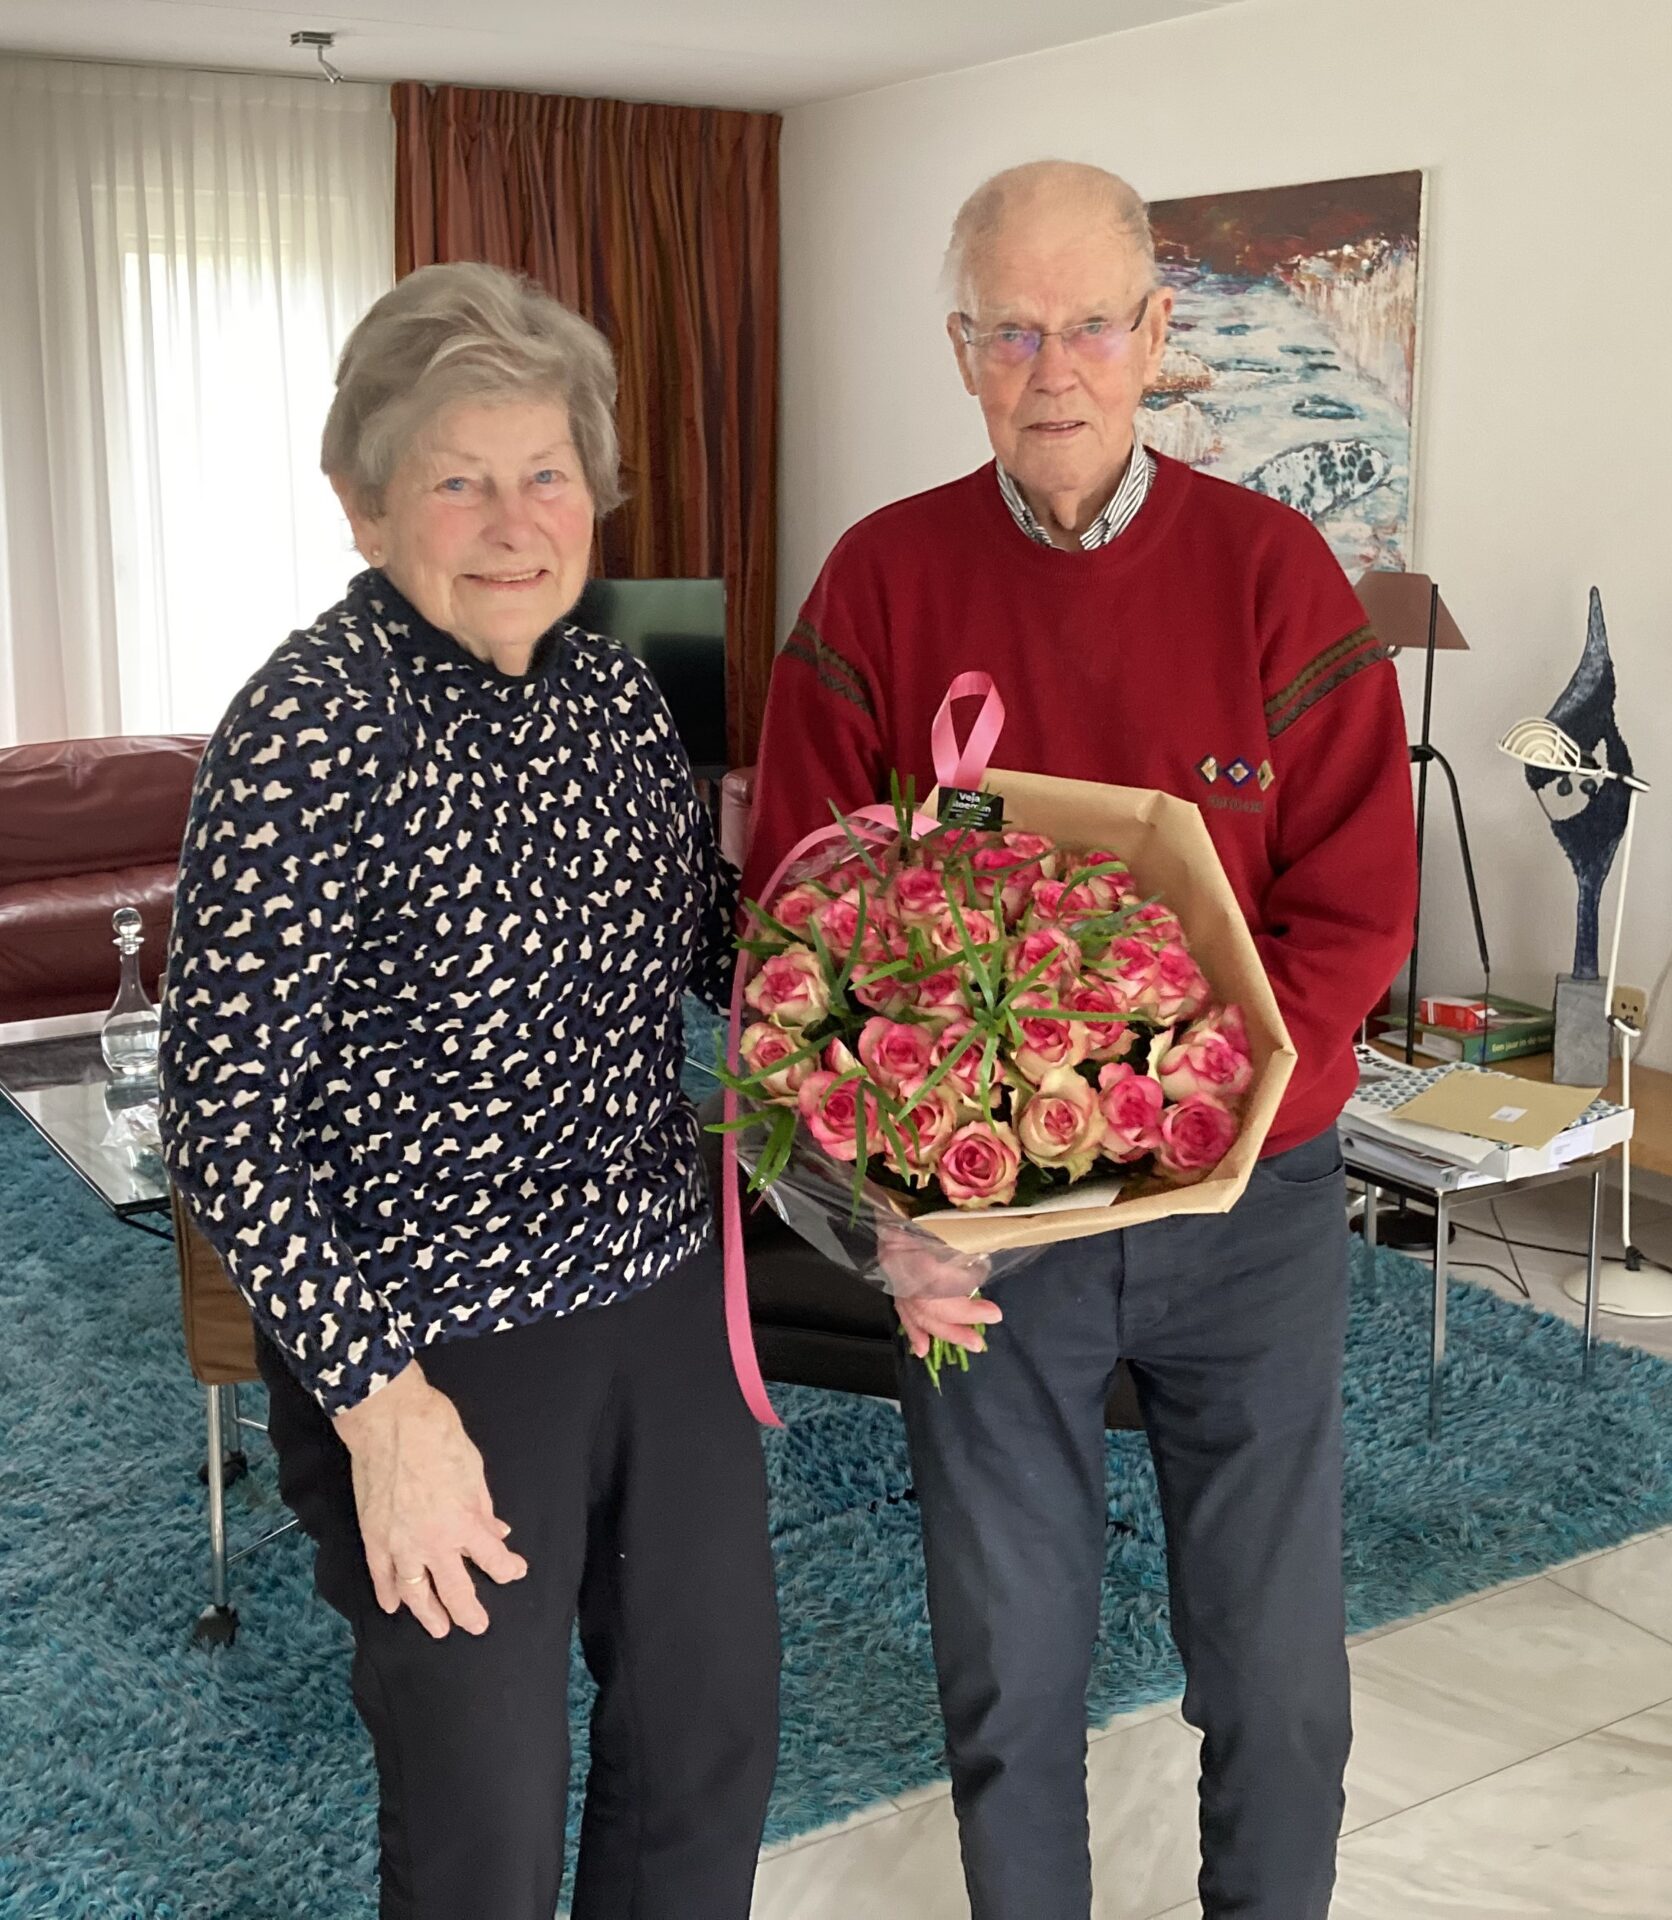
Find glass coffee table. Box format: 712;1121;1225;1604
0;1009;288;1644
0;1010;171;1229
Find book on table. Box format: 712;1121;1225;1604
1376;994;1554;1067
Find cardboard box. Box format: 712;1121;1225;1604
1392;1068;1598;1151
1418;995;1499;1033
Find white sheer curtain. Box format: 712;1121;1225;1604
0;58;394;745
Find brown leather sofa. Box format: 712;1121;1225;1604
0;735;205;1024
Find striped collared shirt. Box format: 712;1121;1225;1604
996;444;1156;551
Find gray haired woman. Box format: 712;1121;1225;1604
160;263;778;1919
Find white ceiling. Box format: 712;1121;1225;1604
0;0;1243;111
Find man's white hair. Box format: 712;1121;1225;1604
944;160;1156;311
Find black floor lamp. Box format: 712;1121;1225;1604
1354;571;1491;1251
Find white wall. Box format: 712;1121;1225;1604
778;0;1672;1069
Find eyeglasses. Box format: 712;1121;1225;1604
958;292;1152;368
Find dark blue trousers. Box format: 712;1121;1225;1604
260;1245;779;1920
899;1128;1352;1920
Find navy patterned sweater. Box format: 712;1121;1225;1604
159;571;734;1415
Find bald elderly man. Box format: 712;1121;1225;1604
744;163;1416;1920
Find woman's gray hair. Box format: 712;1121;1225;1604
944;161;1156;311
322;262;624;514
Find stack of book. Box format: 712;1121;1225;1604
1376;993;1554;1066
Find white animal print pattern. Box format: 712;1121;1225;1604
160;571;733;1415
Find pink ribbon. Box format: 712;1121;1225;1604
930;671;1006;791
719;672;1007;1425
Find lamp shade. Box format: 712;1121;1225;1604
1355;571;1469;654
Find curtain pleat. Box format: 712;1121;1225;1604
394;83;779;764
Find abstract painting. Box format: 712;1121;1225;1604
1142;170;1425;573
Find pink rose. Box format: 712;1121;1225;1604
969;845;1043;922
857;1017;936;1095
738;1020;816;1102
890;1084;961;1181
1010;991;1092;1083
1132;902;1184;945
912;967;972;1030
1060;868;1128;918
890;865;957;928
1195;1002;1251;1056
936;1119;1023;1209
1156;1016;1253;1103
814;891;895;968
1093;936;1161;1015
1007;927;1083;992
797;1070;885;1163
1060;977;1136;1063
824;1036;861;1075
932;1020;1004;1109
851;965;916;1017
1027;878;1071;924
764;881;829;938
928;904;1001;960
823;847;896;893
1150;941;1211;1024
1097;1062;1165;1163
1002;830;1058;870
1035;865;1126;923
1077;849;1137;898
1015;1066;1107;1179
1155;1094;1240;1185
939;827;1002;857
744;947;831;1028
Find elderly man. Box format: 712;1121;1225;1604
743;162;1416;1920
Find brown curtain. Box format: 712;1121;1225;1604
393;83;779;764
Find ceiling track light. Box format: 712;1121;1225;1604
290;30;345;84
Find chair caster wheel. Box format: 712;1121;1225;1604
198;1449;249;1488
192;1604;239;1649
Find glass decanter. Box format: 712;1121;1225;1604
101;907;161;1080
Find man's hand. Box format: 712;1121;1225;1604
880;1230;1000;1359
332;1363;527;1639
895;1290;1004;1360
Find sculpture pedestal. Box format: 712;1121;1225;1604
1553;973;1610;1086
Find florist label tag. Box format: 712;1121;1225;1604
937;785;1004;830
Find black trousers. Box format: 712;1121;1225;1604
899;1128;1353;1920
259;1243;780;1920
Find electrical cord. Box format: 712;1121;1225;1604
1454;1218;1672;1280
1487;1200;1531;1299
1450;1259;1530;1299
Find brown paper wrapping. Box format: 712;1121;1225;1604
910;766;1296;1254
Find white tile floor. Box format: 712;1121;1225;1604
749;1181;1672;1918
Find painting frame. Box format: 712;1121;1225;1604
1141;168;1429;577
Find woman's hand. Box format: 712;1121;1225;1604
880;1230;1001;1360
332;1363;527;1639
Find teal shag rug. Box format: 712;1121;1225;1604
4;1068;1672;1917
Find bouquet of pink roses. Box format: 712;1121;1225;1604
710;674;1294;1418
724;801;1256;1226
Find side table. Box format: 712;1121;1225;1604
1349;1146;1606;1435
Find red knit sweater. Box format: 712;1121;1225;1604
744;454;1417;1156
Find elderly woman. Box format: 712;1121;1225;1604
159;262;778;1919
